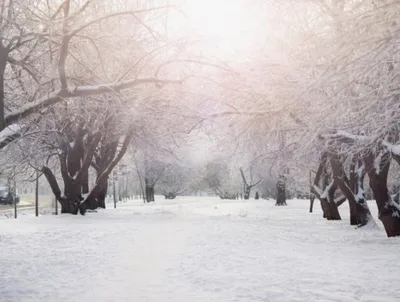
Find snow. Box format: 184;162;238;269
388;196;400;212
320;180;333;199
321;131;370;142
0;197;400;302
374;151;383;175
312;184;322;197
382;141;400;156
335;130;370;142
355;186;364;203
390;144;400;156
333;195;345;203
4;92;60;126
0;124;21;142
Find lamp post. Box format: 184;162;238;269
35;170;39;217
13;178;17;219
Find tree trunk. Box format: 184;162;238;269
42;166;82;214
318;197;341;220
326;182;341;220
62;179;84;214
60;198;80;214
146;186;155;202
145;178;155;202
275;175;287;206
96;178;108;209
349;202;360;225
0;43;8;129
244;184;251;200
85;196;97;210
317;186;341;220
309;194;315;213
83;173;109;210
348;162;359;225
330;155;370;226
312;154;340;219
82;168;89;194
365;152;400;237
320;199;329;218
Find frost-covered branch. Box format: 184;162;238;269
4;77;185;128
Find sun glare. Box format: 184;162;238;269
185;0;244;38
182;0;260;59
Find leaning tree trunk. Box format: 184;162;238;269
311;153;340;220
84;178;108;210
275;174;287;206
239;167;260;200
348;159;363;225
365;152;400;237
326;181;341;220
330;154;371;226
42;167;82;214
96;178;108;209
317;181;341;220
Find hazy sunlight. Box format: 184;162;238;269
181;0;260;59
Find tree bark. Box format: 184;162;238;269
0;42;8;129
348;162;360;225
364;152;400;237
96;178;108;209
309;194;315;213
84;177;108;210
42;166;81;214
145;178;155;202
330;154;371;226
311;154;340;219
82;168;89;194
326;181;341;220
275;174;287;206
240;168;251;200
244;184;251;200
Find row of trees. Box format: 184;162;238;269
212;0;400;237
295;0;400;238
0;0;236;212
2;0;400;238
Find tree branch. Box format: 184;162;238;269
239;167;248;186
4;76;185;128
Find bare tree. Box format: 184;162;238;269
239;167;261;200
158;163;190;199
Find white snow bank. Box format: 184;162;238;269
0;197;399;302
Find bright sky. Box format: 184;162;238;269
170;0;268;62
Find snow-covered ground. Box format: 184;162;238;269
0;197;399;302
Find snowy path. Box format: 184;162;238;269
0;198;399;302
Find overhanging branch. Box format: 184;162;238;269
4;76;185;128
